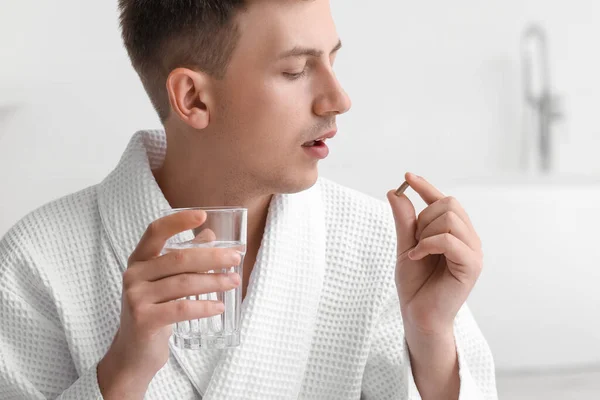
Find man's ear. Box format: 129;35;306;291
166;68;213;130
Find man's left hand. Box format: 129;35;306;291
387;172;483;336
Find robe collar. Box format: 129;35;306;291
97;130;327;398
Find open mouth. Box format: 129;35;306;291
302;139;326;147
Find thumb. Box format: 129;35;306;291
386;190;418;255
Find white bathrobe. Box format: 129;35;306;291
0;130;497;399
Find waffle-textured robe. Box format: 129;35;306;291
0;130;497;399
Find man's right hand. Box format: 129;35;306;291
97;210;242;400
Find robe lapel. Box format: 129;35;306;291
97;130;224;395
98;130;327;398
201;183;326;399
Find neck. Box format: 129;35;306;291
153;130;273;255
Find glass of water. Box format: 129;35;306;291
160;207;247;350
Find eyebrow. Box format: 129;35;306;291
278;39;342;60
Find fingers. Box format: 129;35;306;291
150;300;226;328
418;211;481;251
129;210;207;264
146;272;241;303
409;233;468;263
388;172;448;255
405;172;445;206
192;228;217;244
415;196;475;241
389;173;480;252
408;233;482;280
131;247;242;282
387;190;418;254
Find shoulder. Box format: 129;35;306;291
1;185;102;274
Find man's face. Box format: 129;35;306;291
210;0;351;194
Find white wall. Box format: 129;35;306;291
0;0;160;235
1;0;599;371
327;0;600;197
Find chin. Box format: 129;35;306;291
275;165;320;194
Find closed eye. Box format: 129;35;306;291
283;69;308;80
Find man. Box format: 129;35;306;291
0;0;497;399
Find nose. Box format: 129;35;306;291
313;70;352;117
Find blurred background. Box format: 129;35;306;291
1;1;599;398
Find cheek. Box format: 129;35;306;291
228;80;306;148
246;79;301;115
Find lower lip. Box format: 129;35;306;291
302;141;329;159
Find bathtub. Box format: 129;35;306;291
445;176;600;372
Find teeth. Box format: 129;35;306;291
303;138;327;147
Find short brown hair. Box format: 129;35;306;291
118;0;246;122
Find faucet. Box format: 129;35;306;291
520;23;563;173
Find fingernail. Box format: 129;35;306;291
408;249;416;259
228;273;241;285
215;302;225;312
229;252;242;265
193;210;205;222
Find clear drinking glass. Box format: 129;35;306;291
160;207;247;349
